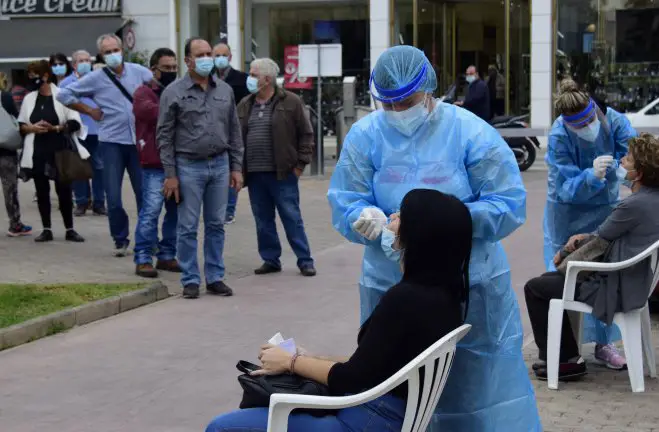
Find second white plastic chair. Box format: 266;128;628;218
547;239;659;392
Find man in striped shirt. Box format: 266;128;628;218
236;58;316;277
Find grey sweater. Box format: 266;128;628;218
577;186;659;324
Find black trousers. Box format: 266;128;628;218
33;174;73;230
524;271;581;362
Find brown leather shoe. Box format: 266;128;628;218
136;263;158;278
156;259;182;273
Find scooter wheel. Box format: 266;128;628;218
515;139;536;172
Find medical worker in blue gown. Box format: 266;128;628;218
544;79;636;370
327;45;541;431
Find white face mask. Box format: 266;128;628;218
384;100;429;137
575;118;601;142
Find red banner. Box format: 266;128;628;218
283;46;312;90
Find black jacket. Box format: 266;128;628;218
463;79;490;121
222;68;250;106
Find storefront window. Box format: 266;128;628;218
199;2;228;47
268;3;369;76
393;0;414;46
555;0;659;113
509;0;531;115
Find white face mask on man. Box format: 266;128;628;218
384;99;430;137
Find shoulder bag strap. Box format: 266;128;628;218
102;67;133;103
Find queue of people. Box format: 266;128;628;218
0;33;318;295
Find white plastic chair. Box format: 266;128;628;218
266;324;471;432
547;239;659;392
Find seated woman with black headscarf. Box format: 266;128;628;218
525;133;659;382
205;189;472;432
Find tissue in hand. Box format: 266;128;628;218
268;332;297;354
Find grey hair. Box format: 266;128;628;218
71;50;91;63
555;79;590;115
250;58;280;81
96;33;123;52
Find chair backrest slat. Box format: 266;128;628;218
417;351;454;431
400;372;420;432
395;324;470;432
648;249;659;300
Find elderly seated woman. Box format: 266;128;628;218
525;133;659;381
205;189;472;432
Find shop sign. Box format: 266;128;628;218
0;0;122;18
284;45;312;90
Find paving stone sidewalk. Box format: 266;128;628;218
0;176;343;292
525;319;659;431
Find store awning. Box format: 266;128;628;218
0;16;125;60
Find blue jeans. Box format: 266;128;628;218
247;172;313;269
133;168;177;265
100;141;142;247
176;153;229;287
205;394;405;432
226;187;238;219
73;135;105;208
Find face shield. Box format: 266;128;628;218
562;99;610;143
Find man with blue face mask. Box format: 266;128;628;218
236;57;316;278
157;37;244;300
454;65;490;121
57;34;153;257
213;43;250;224
60;49;106;217
328;45;540;431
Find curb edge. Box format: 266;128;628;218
0;281;170;351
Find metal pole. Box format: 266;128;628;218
316;45;323;176
505;0;511;115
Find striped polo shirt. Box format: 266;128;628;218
245;98;276;173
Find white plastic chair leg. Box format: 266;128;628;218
617;311;645;393
640;306;657;378
575;312;584;354
267;405;293;432
547;299;565;390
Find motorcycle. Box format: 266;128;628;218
439;84;540;172
490;114;541;172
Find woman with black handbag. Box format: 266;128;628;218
206;189;470;432
18;60;87;243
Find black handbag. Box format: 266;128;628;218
54;135;92;184
236;360;334;417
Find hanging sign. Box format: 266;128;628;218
284;45;312;90
0;0;122;18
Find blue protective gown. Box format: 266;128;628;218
543;109;635;344
328;102;541;431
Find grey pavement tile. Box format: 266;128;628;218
8;168;657;431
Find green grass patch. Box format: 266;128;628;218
0;283;146;329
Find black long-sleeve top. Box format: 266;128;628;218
327;280;462;400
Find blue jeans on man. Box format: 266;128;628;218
73;135;105;213
134;168;178;270
226;187;238;222
247;172;314;272
100;141;143;253
176;153;230;288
